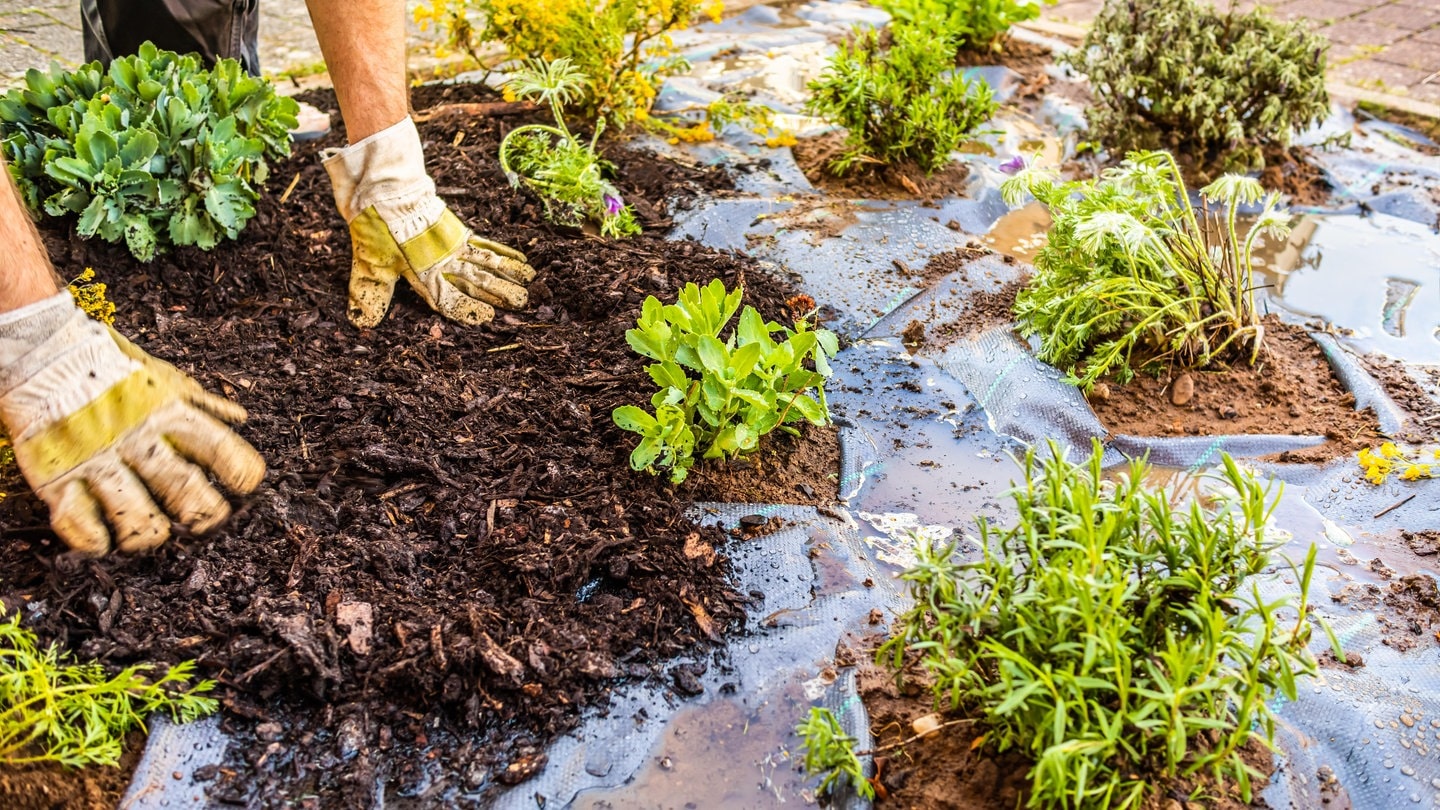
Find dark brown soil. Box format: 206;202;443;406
1259;145;1334;208
1405;530;1440;557
0;733;143;810
1332;574;1440;653
792;131;973;201
0;82;838;808
851;637;1272;810
1086;318;1382;463
921;247;1031;343
1361;353;1440;444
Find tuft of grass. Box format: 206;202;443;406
878;442;1324;809
0;603;217;767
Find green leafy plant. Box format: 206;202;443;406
0;603;217;766
805;23;998;176
415;0;721;127
500;58;640;237
797;707;875;800
880;443;1326;809
1065;0;1328;173
875;0;1053;53
1001;150;1291;388
613;280;838;483
0;42;298;261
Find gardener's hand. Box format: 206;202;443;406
0;293;264;555
323;117;535;328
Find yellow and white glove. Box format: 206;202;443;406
0;292;264;555
323;117;535;328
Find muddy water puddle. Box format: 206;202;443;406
1256;212;1440;364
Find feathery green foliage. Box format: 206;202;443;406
880;443;1323;809
0;603;217;767
1002;150;1291;388
499;58;639;237
804;24;997;176
0;42;297;261
614;280;837;482
1066;0;1328;173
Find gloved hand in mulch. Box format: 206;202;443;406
0;292;264;554
323;117;536;328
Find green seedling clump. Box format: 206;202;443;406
805;23;997;176
877;443;1323;809
0;42;298;262
614;280;838;483
1066;0;1328;173
1002;150;1291;389
875;0;1054;54
500;58;640;237
0;603;217;767
797;707;874;800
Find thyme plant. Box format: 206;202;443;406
805;23;997;176
1066;0;1328;172
499;58;639;237
879;444;1323;809
1002;150;1291;388
0;605;217;767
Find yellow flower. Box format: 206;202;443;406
765;130;798;148
503;85;517;102
1401;464;1432;481
1380;442;1403;459
704;0;724;23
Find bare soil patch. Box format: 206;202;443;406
0;733;143;810
792;131;973;201
0;82;837;807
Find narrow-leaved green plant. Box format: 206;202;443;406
875;0;1054;54
804;23;997;176
796;707;875;800
0;603;218;767
614;280;837;482
880;442;1323;809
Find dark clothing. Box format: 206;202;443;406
80;0;261;74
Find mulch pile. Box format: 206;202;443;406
0;82;832;807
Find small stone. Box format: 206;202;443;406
1088;382;1110;402
1170;373;1195;406
173;771;184;780
256;721;284;742
738;514;767;529
911;713;943;737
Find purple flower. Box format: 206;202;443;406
603;193;623;215
999;155;1027;175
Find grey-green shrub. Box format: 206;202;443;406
1066;0;1328;172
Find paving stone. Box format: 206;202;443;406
1353;2;1440;30
1271;0;1370;26
1331;57;1434;94
1373;36;1440;72
1320;20;1412;46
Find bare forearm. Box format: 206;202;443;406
304;0;409;143
0;161;60;312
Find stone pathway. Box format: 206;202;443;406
1045;0;1440;107
0;0;439;83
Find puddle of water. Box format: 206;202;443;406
1255;213;1440;364
982;200;1051;260
575;685;815;807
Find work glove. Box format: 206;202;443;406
323;117;535;328
0;292;264;554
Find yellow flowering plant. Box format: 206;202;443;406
1358;442;1438;485
415;0;723;127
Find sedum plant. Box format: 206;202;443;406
1066;0;1328;173
876;0;1053;54
880;443;1323;810
1002;150;1291;388
0;43;297;262
805;23;997;176
415;0;722;127
0;603;217;767
614;280;838;483
500;58;639;237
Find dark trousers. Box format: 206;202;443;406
80;0;262;74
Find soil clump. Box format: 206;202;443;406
0;733;143;810
0;82;836;807
792;131;973;201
